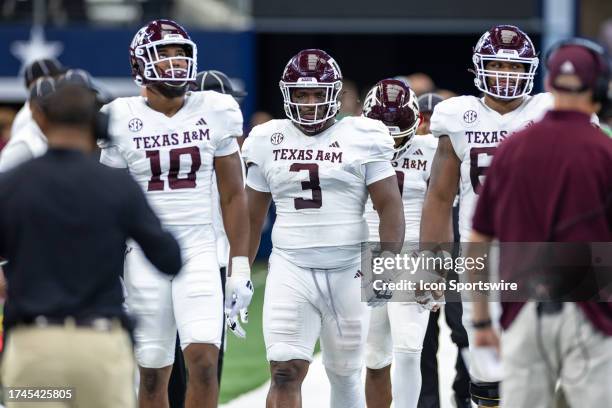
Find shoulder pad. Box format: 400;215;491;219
199;91;240;112
430;96;478;138
530;92;554;105
336;116;394;164
242;121;288;166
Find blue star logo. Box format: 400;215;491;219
10;26;63;76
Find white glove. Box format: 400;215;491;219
415;290;445;313
364;277;394;307
225;256;253;338
226;309;249;338
413;249;450;312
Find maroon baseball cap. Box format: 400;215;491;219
547;44;604;93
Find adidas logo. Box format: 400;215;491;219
329;141;340;148
196;118;207;126
414;149;423;155
354;270;363;279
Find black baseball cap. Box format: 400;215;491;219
58;69;96;91
30;72;99;127
24;58;67;89
191;70;247;98
417;93;444;113
30;69;98;104
29;77;56;102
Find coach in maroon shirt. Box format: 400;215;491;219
468;40;612;407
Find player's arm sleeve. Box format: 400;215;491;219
97;104;129;168
245;164;271;192
363;160;395;186
0;141;34;172
429;100;457;138
362;121;395;165
241;127;263;166
99;145;128;168
224;96;244;137
214;137;240;157
349;119;395;184
429;100;466;163
122;175;182;275
242;128;270;191
213;97;243;157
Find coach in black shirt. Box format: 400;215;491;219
0;75;182;408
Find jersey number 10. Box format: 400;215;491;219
146;147;201;191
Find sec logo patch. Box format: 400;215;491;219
270;132;284;145
463;110;478;124
128;118;143;132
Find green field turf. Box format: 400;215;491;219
219;262;270;404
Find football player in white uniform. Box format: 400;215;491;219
243;49;405;408
0;102;47;172
420;24;552;407
1;59;67;172
99;19;251;408
9;59;66;138
361;79;437;408
0;69;104;173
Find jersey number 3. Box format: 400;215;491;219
146;147;201;191
290;163;322;209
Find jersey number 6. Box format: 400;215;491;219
469;146;496;193
146;147;202;191
290;163;322;209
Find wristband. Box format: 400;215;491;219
231;256;250;280
472;319;492;329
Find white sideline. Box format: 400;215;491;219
221;309;460;408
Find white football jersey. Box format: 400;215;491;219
365;134;438;243
242;117;395;252
99;91;243;227
430;92;553;238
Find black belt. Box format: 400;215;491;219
17;316;123;331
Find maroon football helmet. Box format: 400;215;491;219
279;49;343;133
129;19;197;87
362;79;420;154
472;24;539;99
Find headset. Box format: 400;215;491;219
545;37;611;105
